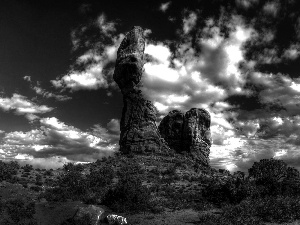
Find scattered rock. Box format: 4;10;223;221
114;26;170;155
106;214;128;225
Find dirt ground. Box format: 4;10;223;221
125;208;221;225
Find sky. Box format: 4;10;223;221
0;0;300;171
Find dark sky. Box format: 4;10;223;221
0;0;300;171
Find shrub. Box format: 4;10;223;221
0;198;36;224
30;186;43;192
198;196;300;225
83;164;115;204
88;164;114;189
60;212;92;225
43;170;53;176
63;163;84;173
102;162;151;213
202;177;233;206
57;170;88;200
23;164;33;173
0;160;20;181
248;158;289;196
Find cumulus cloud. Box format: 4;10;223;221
52;14;122;92
0;94;53;121
159;2;171;12
140;14;253;120
263;1;280;17
0;117;120;166
31;7;300;172
283;44;300;60
182;11;197;34
24;76;72;101
235;0;259;9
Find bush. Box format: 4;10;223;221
198;196;300;224
43;170;53;176
30;186;43;192
0;198;36;224
60;212;92;225
57;170;88;200
0;160;20;181
248;158;288;196
63;163;84;173
23;164;33;173
102;162;151;213
82;164;115;204
88;164;114;189
202;177;234;206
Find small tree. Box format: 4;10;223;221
23;164;33;172
102;161;151;212
0;160;20;181
63;163;84;172
248;158;288;196
282;167;300;196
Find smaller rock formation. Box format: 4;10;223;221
158;110;184;153
182;108;212;166
159;108;212;166
113;26;170;154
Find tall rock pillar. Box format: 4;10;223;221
113;26;169;154
182;108;212;166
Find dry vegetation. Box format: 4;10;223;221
1;155;300;224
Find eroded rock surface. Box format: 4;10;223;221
159;108;212;166
182;108;212;166
114;26;170;154
158;110;184;153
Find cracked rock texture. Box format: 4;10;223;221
113;26;170;154
158;110;184;153
159;108;212;166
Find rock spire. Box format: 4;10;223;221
113;26;169;154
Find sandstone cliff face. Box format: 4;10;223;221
158;110;184;153
113;26;170;154
182;108;212;166
159;108;212;166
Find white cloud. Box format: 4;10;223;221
0;94;53;120
0;117;119;165
263;2;280;17
106;119;120;134
145;43;172;63
96;14;116;37
283;44;300;60
52;14;122;92
235;0;259;9
183;12;197;34
24;76;71;101
52;64;108;91
159;1;171;12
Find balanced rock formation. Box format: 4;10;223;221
113;26;169;154
159;108;212;166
